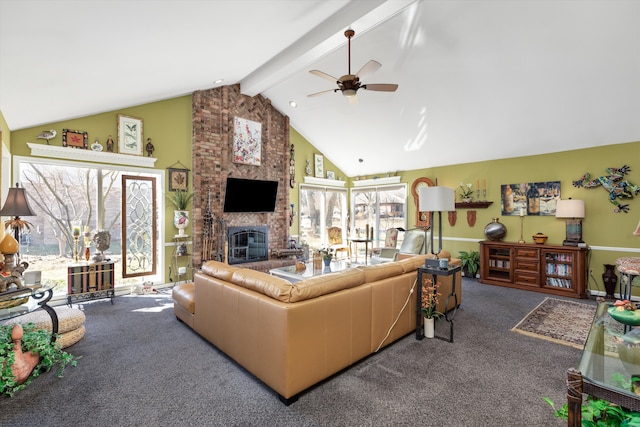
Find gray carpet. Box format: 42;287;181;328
0;279;585;426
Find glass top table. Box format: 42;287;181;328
0;285;58;342
568;302;640;424
269;260;354;283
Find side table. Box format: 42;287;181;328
0;286;58;343
416;264;461;343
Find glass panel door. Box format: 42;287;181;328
122;175;157;277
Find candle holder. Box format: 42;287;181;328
482;189;487;201
518;214;526;244
476;189;480;202
72;219;82;262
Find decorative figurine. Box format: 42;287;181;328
36;129;56;144
106;135;114;152
573;165;640;213
146;138;155;157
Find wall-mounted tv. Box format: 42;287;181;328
223;177;279;213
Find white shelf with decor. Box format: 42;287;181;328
28;143;157;168
171;235;191;285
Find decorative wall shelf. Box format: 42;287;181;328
28;143;157;168
303;176;346;187
352;176;401;187
455;201;493;209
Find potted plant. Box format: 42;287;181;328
458;182;474;202
421;279;443;338
459;250;480;278
166;190;194;236
1;323;77;397
320;248;333;267
544;394;640;425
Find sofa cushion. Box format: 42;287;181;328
399;230;425;254
357;263;404;283
289;268;365;303
396;255;428;273
172;282;195;314
201;260;241;282
230;269;293;302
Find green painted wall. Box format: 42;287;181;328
8;96;193;283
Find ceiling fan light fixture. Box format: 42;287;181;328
342;89;357;98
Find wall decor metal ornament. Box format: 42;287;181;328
232;117;262;166
573;165;640;213
62;129;88;149
501;181;560;216
117;114;144;156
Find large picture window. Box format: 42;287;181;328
15;157;163;297
351;184;407;246
299;184;347;249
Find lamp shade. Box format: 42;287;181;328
0;184;35;217
555;199;585;219
418;186;455;212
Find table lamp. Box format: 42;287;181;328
0;183;36;253
555;199;585;246
419;186;455;266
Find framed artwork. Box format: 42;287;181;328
168;168;189;192
501;181;561;216
118;114;144;156
62;129;88;149
326;170;335;180
233;117;262;166
314;154;324;178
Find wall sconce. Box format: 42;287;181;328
555;199;585;246
289;203;295;227
419;186;455;265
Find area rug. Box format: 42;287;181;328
512;297;597;349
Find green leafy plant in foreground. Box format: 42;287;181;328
0;323;78;397
544;395;640;426
458;250;480;277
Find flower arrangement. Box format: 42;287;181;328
319;248;334;260
421;279;443;319
458;182;473;200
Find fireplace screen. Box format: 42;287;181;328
227;226;268;264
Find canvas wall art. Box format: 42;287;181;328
233;117;262;166
501;181;561;216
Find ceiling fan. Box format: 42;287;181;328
307;29;398;104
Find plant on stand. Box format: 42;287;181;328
166;189;194;236
421;279;443;338
320;248;334;267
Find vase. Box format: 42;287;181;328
173;210;190;236
484;217;507;241
424;317;435;338
602;264;618;299
323;258;331;267
462;198;472;203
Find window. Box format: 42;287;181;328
299;184;347;249
351;184;407;246
15;157;163;297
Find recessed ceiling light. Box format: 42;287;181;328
213;79;224;85
289;101;297;108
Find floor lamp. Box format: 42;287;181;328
419;186;455;267
0;183;36;259
555;198;585;246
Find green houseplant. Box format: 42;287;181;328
459;250;480;278
1;323;77;397
166;189;194;211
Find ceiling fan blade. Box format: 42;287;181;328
309;69;338;83
362;83;398;92
307;89;337;98
356;60;381;79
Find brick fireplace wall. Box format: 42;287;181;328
191;84;290;268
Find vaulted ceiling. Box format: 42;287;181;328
1;0;638;177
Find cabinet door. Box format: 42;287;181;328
542;250;575;291
483;245;512;282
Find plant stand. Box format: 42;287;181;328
416;264;461;343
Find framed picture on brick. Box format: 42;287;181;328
233;117;262;166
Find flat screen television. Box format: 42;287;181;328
223;177;279;213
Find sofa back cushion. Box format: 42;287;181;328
289;268;365;303
357;263;404;283
201;261;241;282
229;269;293;302
399;230;425;254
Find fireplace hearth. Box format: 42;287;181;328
227;226;268;265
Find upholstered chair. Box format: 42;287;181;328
327;226;350;259
370;229;428;264
371;228;399;256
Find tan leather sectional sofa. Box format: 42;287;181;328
172;255;462;404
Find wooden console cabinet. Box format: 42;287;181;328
479;241;588;298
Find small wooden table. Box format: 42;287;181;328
349;238;372;265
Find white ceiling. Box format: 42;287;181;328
1;0;639;177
